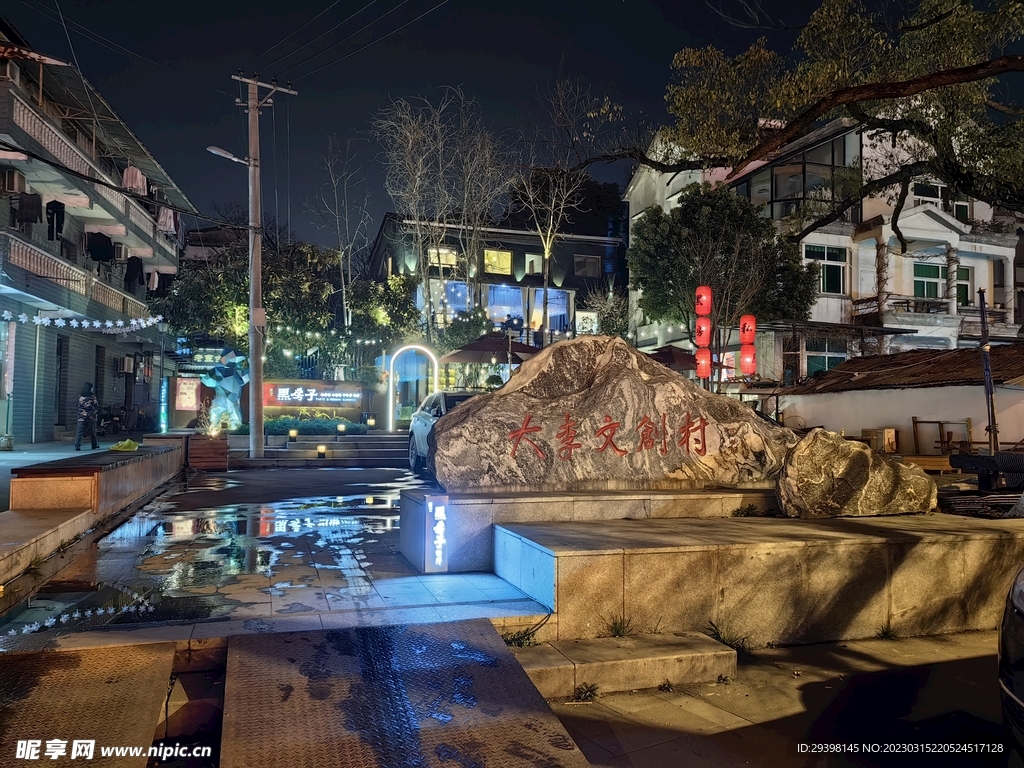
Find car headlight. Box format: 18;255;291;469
1012;566;1024;614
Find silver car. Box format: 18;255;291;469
408;390;479;472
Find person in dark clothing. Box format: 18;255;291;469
75;383;99;451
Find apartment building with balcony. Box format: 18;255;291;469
624;120;1024;386
0;17;195;441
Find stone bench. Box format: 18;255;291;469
10;445;182;519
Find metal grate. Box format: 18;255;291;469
221;619;589;768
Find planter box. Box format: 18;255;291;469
189;436;228;470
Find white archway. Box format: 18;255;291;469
387;344;440;432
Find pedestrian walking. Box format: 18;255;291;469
75;383;99;451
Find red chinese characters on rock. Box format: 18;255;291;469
508;414;545;459
595;415;627;457
556;413;582;460
507;412;714;461
678;413;709;456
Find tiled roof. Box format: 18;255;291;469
781;343;1024;395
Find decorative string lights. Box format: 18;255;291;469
1;310;165;335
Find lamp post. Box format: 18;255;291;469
157;320;169;433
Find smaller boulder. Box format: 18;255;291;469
778;429;937;518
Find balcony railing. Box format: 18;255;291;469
10;90;175;261
3;232;149;317
852;295;1012;325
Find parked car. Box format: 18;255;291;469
1000;566;1024;753
409;390;479;472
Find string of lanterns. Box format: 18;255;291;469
0;310;164;335
693;285;757;380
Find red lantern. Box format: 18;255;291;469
739;314;756;345
696;348;712;379
740;344;757;376
695;317;712;348
695;285;712;316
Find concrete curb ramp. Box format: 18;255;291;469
512;632;737;698
220;619;590;768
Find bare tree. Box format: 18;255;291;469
375;89;512;341
307;136;373;329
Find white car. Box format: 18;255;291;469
408;390;479;472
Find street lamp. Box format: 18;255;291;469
207;144;265;458
157;320;169;433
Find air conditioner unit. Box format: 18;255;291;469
114;243;129;262
116;356;134;374
0;169;26;194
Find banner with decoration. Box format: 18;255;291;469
0;310;165;335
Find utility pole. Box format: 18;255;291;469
231;73;297;459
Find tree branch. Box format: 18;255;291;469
986;99;1024;116
728;54;1024;180
891;178;911;253
786;161;932;242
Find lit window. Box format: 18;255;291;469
805;245;846;295
525;254;543;275
574;255;601;278
428;247;457;268
483;249;512;275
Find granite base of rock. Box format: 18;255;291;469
778;429;937;518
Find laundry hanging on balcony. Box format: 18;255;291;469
156;206;177;234
122;165;147;195
15;193;42;224
46;200;65;240
87;232;115;262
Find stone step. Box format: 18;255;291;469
229;457;408;469
263;449;407;460
512;633;736;698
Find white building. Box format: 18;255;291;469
623;121;1024;386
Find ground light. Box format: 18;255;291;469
366;417;376;428
317;445;327;458
336;423;345;440
288;429;297;442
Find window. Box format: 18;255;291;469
427;247;457;268
913;181;970;222
914;264;970;304
805;245;847;294
525;254;543;275
487;284;523;321
574;255;601;278
483;249;512;275
805;338;846;376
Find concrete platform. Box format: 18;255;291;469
400;488;778;573
220;620;590;768
0;507;91;585
494;513;1024;646
512;632;736;698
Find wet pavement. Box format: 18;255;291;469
0;469;547;651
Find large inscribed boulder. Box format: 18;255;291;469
429;336;799;492
778;429;937;518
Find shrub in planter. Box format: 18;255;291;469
230;417;368;436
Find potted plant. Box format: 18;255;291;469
188;401;228;470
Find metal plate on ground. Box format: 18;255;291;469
221;619;589;768
0;642;176;766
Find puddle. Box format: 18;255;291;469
0;485;416;649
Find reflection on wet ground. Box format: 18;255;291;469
0;474;537;650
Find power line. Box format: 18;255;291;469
292;0;451;81
259;0;344;59
265;0;380;72
0;137;249;230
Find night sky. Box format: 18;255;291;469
4;0;819;245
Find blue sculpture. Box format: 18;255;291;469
200;349;249;432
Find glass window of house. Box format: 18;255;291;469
956;267;972;305
806;143;832;165
773;164;803;200
806;338;847;375
525;254;543;275
805;245;846;294
574;255;601;278
804;165;832;196
443;281;470;314
428;247;457;268
545;289;570;330
751;170;771;206
913;263;942;298
484;249;512;275
487;284;523;321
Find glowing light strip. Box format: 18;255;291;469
387;344;440;432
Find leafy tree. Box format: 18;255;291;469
435;308;491;356
649;0;1024;240
628;183;818;386
578;277;630;340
